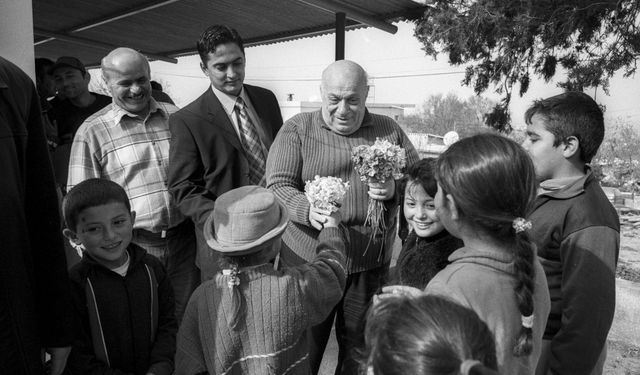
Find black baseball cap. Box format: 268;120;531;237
51;56;86;75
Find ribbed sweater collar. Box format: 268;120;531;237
317;109;373;132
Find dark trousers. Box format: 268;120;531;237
309;265;388;375
132;219;199;324
194;226;223;282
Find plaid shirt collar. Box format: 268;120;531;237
111;98;168;126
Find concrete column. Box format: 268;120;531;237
0;0;35;81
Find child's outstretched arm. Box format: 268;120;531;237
295;210;348;325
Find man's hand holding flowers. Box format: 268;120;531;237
367;179;395;201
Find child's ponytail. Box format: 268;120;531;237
511;218;535;356
221;257;245;331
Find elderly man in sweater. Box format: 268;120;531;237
266;60;419;374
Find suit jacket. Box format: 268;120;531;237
168;84;282;231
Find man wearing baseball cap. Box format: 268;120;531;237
50;56;111;193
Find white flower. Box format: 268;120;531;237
305;175;350;212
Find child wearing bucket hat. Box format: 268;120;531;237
175;185;347;375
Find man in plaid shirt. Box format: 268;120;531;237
67;47;198;322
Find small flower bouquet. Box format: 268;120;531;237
305;175;350;212
352;138;407;256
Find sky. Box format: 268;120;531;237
92;21;640;129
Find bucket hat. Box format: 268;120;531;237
204;186;288;255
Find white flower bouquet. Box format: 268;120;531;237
305;175;350;212
352;138;407;257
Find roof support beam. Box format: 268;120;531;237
34;28;178;64
71;0;185;32
296;0;397;34
335;12;345;60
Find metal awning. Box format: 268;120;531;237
33;0;426;67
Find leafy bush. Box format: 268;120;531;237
594;119;640;193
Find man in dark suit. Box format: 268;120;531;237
168;25;283;281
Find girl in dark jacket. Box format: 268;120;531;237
391;158;463;289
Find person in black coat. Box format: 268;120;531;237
0;56;74;375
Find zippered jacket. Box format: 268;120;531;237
65;244;177;375
529;171;620;375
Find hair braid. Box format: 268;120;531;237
220;257;245;331
512;230;536;356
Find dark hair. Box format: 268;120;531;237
436;133;537;356
62;178;131;231
150;80;162;91
197;25;244;64
35;57;54;79
398;158;438;242
524;91;604;163
365;295;498;375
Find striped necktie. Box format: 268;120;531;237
234;97;267;186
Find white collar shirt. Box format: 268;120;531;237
210;85;266;145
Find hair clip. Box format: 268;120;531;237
459;359;483;375
512;217;532;233
521;314;534;329
222;266;240;289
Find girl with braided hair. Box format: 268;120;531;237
382;133;550;374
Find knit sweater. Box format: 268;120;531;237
65;244;177;375
426;246;550;375
175;227;347;375
266;110;420;273
529;171;619;375
389;230;463;289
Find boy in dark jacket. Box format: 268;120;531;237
522;92;620;375
61;178;177;375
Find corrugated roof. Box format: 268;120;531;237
33;0;425;66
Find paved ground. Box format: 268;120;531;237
603;218;640;374
606;279;640;374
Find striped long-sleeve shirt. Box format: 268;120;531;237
266;110;419;273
